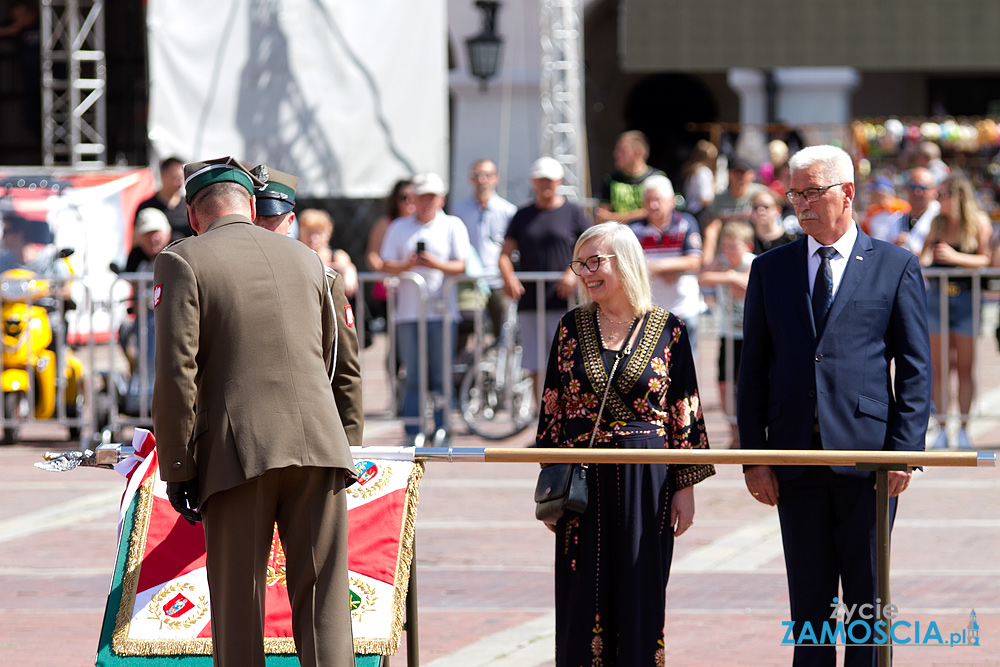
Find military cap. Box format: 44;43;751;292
183;156;263;202
250;165;298;217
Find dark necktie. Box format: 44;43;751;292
812;246;836;335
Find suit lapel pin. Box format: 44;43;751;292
855;255;863;261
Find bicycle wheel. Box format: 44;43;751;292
460;357;536;440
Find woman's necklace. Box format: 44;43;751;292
597;308;634;343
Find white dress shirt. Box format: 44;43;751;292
806;223;859;301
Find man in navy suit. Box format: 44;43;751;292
738;145;931;667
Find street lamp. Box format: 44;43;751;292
465;1;503;92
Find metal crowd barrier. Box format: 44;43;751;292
93;269;574;444
103;265;1000;447
709;266;1000;434
0;275;96;446
921;266;1000;422
95;272;156;441
355;271;574;438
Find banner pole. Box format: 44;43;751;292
392;447;996;468
43;445;994;470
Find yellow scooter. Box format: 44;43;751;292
0;256;84;444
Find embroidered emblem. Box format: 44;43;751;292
356;460;378;485
348;459;391;499
152;283;162;308
349;577;378;620
147;582;208;630
344;304;355;327
163;593;194;618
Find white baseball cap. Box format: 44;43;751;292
134;207;171;237
530;157;564;181
412;173;448;196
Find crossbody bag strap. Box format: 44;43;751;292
585;314;644;455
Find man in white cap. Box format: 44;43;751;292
499;157;591;394
379;172;470;445
126;207;172;273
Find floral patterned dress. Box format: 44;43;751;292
537;306;715;667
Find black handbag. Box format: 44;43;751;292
534;461;589;523
533;314;642;523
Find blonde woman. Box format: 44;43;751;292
921;174;991;448
536;222;714;666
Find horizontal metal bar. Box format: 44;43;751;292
351;447;487;463
82;446;996;470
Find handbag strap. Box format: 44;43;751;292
586;313;643;455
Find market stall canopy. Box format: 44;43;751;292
621;0;1000;72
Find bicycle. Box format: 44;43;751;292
459;300;536;440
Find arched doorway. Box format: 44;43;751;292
623;73;718;186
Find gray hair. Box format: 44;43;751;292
788;145;855;187
573;222;653;315
643;174;675;199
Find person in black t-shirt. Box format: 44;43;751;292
500;157;591;391
134;157;190;242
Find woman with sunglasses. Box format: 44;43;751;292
920;174;992;449
536;221;715;666
365;179;415;275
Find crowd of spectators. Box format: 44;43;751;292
120;133;1000;448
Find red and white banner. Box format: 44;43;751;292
109;429;421;657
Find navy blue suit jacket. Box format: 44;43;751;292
737;226;931;480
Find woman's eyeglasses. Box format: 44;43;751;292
569;254;616;275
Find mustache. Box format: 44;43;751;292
798;213;820;220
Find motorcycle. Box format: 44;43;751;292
0;250;84;444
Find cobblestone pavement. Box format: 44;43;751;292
2;319;1000;666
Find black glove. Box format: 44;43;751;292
166;479;202;526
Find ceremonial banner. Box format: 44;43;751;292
95;430;422;666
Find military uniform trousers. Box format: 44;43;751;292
200;465;355;667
